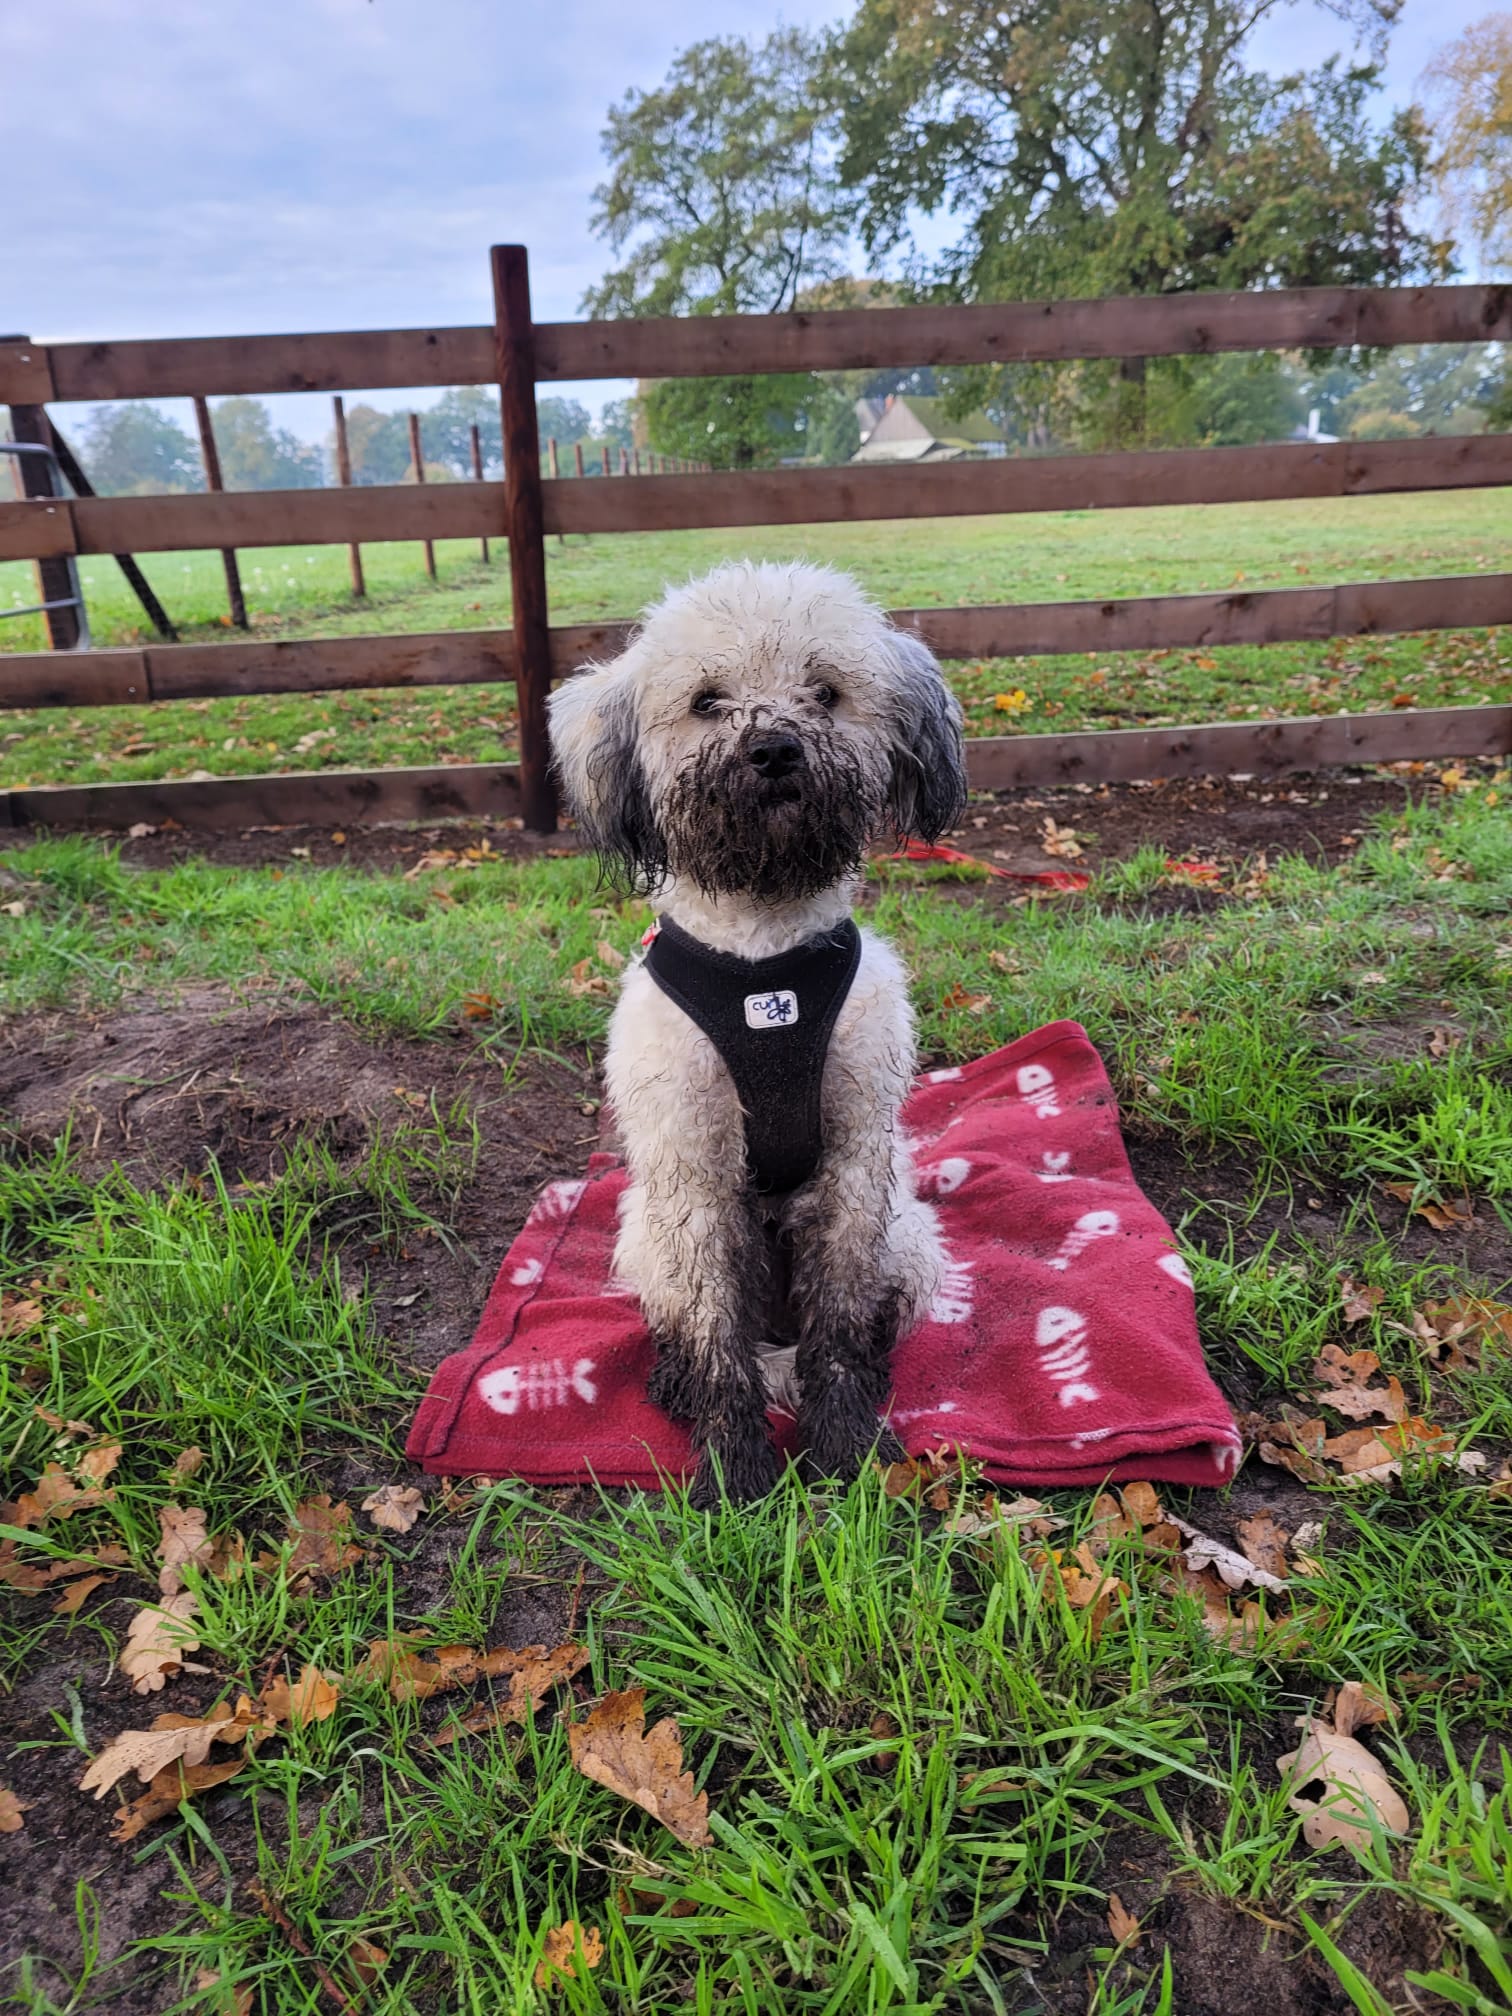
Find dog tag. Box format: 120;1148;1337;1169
744;988;799;1029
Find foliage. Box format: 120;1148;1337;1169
831;0;1447;442
74;403;201;496
421;388;502;477
595;398;637;451
338;404;412;486
1338;345;1503;439
210;398;322;491
1422;11;1512;274
585;28;844;320
639;374;830;469
535;397;594;453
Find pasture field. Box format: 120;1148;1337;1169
2;770;1510;2013
3;488;1510;790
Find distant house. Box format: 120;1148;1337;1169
852;394;1009;463
1290;406;1338;444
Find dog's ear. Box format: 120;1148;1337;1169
881;629;968;843
548;658;666;887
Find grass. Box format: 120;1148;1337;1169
1;779;1511;2012
3;488;1510;789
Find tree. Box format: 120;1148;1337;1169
339;404;412;485
536;397;594;450
1338;344;1502;437
422;387;502;476
642;373;850;469
830;1;1445;441
76;403;200;495
587;29;849;467
211;398;322;489
596;398;637;450
1423;13;1512;274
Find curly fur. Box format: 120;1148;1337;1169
548;560;969;1505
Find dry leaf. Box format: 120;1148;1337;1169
1040;817;1085;860
1106;1894;1141;1945
0;1292;44;1335
81;1706;258;1800
361;1484;425;1534
112;1754;249;1842
1170;1515;1288;1594
157;1503;213;1596
595;939;626;971
375;1637;587;1712
1235;1511;1291;1583
0;1787;31;1833
52;1572;114;1616
120;1591;201;1694
260;1495;364;1588
34;1406;97;1437
348;1938;389;1989
879;1447;959;1499
568;1687;713;1847
535;1921;605;1989
169;1446;205;1483
1339;1278;1384;1324
193;1969;251;2016
1278;1694;1410;1854
1310;1345;1407;1424
1382;1182;1474;1231
12;1461;117;1528
259;1665;341;1728
76;1442;122;1486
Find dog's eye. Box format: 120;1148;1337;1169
690;690;724;718
811;683;840;710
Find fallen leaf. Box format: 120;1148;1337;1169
52;1572;114;1615
535;1921;605;1989
81;1705;261;1800
258;1665;341;1728
33;1406;97;1437
1106;1894;1141;1945
566;957;613;997
595;939;626;971
0;1787;31;1833
1119;1480;1163;1528
169;1446;205;1484
11;1461;117;1528
1329;1681;1393;1738
879;1447;959;1499
568;1687;713;1847
1040;817;1085;860
260;1496;364;1589
1417;1296;1512;1370
120;1591;201;1694
374;1637;588;1712
1310;1345;1407;1424
1169;1515;1287;1594
0;1292;44;1335
348;1938;389;1989
461;990;499;1019
157;1503;213;1596
1278;1694;1410;1854
76;1442;122;1486
1382;1182;1475;1232
112;1754;249;1842
193;1970;251;2016
1235;1511;1291;1583
1339;1278;1384;1324
361;1484;425;1534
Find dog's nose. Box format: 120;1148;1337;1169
747;730;804;779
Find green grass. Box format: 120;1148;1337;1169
3;488;1510;789
2;783;1511;2012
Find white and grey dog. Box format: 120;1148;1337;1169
549;560;968;1505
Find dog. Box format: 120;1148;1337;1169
548;560;968;1505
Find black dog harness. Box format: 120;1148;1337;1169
643;914;862;1196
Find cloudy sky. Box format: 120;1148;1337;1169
4;0;1485;440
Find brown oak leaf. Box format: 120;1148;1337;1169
568;1687;713;1847
1310;1345;1407;1424
52;1572;115;1616
1339;1278;1384;1324
119;1592;201;1694
535;1921;604;1989
112;1754;250;1842
0;1786;31;1832
258;1665;341;1728
157;1503;214;1596
361;1484;425;1534
1235;1511;1291;1583
426;1642;591;1743
12;1461;117;1528
1106;1894;1141;1945
260;1496;364;1588
1278;1687;1409;1853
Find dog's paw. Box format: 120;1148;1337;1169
646;1345;698;1421
800;1412;902;1486
687;1437;779;1511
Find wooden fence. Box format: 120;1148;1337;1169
2;258;1511;832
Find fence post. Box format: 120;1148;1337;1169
547;436;565;546
408;412;437;580
469;422;490;564
573;440;586;479
601;443;611;477
9;369;81;649
331;396;366;598
191;396;248;629
619;445;629;475
491;243;558;834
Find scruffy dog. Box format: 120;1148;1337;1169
549;561;968;1505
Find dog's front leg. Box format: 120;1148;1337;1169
610;980;777;1507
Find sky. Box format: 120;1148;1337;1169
2;0;1490;445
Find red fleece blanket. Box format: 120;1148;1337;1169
406;1021;1241;1490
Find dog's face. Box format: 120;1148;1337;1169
549;562;967;900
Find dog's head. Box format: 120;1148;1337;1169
549;561;967;900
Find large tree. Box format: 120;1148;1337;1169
1423;13;1512;275
77;403;200;495
211;398;322;490
830;0;1445;441
586;28;851;467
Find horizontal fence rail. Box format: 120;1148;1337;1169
5;284;1509;402
5;704;1509;833
4;575;1511;711
4;261;1511;832
5;434;1512;564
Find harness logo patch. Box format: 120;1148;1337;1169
744;988;799;1028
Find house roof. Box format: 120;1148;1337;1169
892;396;1005;445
